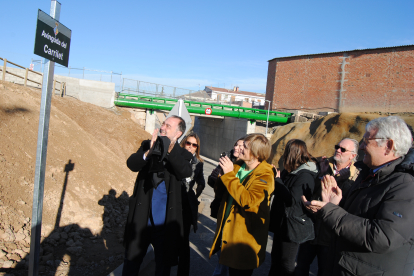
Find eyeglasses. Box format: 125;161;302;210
185;141;198;148
335;145;353;153
362;137;387;144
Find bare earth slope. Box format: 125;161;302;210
1;79;413;276
270;112;414;168
0;80;150;275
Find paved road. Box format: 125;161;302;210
112;157;318;276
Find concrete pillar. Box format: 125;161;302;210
145;109;156;134
246;120;256;134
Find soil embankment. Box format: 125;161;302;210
0;80;150;275
1;79;413;275
269;112;414;168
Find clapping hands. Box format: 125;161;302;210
302;175;343;213
150;128;159;147
146;128;177;156
320;175;342;205
145;129;160;158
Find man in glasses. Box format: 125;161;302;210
296;138;361;276
303;116;414;276
122;115;193;276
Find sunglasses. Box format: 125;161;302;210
185;141;198;148
334;145;352;153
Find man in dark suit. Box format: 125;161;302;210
122;115;193;276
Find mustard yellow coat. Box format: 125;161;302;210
209;161;275;270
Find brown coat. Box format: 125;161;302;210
209;161;275;270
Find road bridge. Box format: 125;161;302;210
115;93;292;123
115;93;293;161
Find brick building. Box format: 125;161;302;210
265;45;414;113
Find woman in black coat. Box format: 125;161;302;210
268;139;318;276
206;137;244;276
207;138;244;219
177;132;205;276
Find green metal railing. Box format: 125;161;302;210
115;93;292;123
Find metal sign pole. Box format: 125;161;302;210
29;1;61;276
178;99;182;117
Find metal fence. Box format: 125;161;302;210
121;78;209;101
25;60;252;106
1;57;66;95
120;78;268;108
28;60;204;99
30;59;123;92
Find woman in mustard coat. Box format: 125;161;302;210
209;133;275;276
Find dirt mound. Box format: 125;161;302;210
270;112;414;168
0;80;150;275
2;79;413;275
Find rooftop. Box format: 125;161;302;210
206;86;264;98
268;44;414;62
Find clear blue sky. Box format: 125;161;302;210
1;0;413;93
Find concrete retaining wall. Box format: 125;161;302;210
2;67;115;108
1;67;43;89
56;75;115;108
193;117;251;161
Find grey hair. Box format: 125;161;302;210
341;138;359;162
366;116;412;157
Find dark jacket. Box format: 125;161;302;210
269;162;318;241
207;149;237;188
123;139;193;266
320;151;414;276
208;149;238;218
182;156;205;232
311;158;360;246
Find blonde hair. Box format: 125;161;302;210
243;133;271;162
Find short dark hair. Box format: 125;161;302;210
170;115;186;137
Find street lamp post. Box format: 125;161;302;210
265;100;271;136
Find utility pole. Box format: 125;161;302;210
265;100;271;135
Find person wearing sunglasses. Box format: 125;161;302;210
302;116;414;276
177;132;205;276
295;138;361;276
